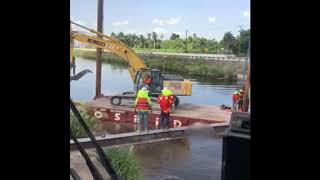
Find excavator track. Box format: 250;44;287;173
109;94;158;106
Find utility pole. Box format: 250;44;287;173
185;30;188;53
95;0;103;98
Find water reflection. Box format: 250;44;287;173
134;138;190;164
133;135;222;180
96;121;223;180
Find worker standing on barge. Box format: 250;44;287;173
238;89;244;111
158;87;174;130
232;91;239;110
134;87;152;133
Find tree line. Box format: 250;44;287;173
82;29;250;57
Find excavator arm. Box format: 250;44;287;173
70;21;192;98
70;21;147;82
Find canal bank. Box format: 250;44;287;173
73;48;242;81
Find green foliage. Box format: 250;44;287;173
73;49;128;67
222;64;237;81
106;29;250;56
70;107;97;138
144;58;236;81
221;32;238;54
238;29;250;56
105;147;143;180
170;33;180;40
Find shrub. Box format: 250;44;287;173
105;147;143;180
70;107;97;138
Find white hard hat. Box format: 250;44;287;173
141;87;147;91
163;87;168;90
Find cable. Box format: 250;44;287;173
70;168;81;180
70;130;104;180
70;168;82;180
70;99;120;180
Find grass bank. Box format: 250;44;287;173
145;58;236;81
104;147;143;180
74;48;128;66
70;102;98;138
74;48;237;81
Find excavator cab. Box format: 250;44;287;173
134;68;163;95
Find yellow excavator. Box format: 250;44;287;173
70;21;192;107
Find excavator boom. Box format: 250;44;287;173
71;21;146;82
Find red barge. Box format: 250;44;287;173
87;96;231;128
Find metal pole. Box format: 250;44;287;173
95;0;104;98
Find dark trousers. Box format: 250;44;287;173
160;112;170;129
138;111;149;131
238;100;243;110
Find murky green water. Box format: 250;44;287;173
95;121;223;180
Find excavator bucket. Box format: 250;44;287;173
70;69;92;81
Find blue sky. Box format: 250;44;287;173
71;0;250;41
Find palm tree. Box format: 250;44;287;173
132;34;138;48
138;35;145;48
147;33;151;40
199;38;207;52
152;32;158;49
110;32;116;38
